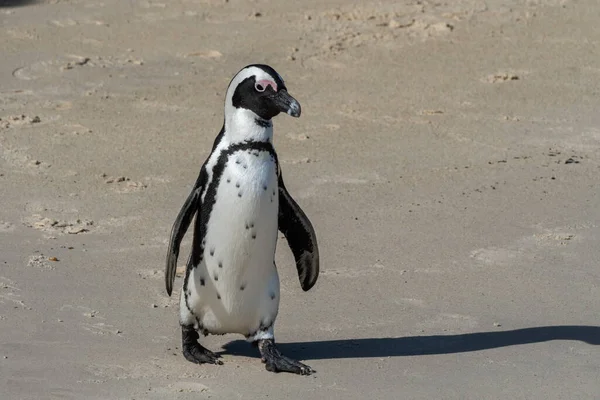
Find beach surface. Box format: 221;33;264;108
1;0;599;398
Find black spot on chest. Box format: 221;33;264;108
193;140;279;274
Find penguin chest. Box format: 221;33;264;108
191;149;280;334
206;149;279;266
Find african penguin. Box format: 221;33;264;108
165;64;319;375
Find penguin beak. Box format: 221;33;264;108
272;89;301;118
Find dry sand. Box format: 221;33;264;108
1;0;599;398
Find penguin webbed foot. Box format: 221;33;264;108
257;339;314;375
181;326;223;365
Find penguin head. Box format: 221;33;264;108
225;64;301;122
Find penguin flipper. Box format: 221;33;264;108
165;172;206;296
277;173;319;291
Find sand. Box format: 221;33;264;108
1;0;599;398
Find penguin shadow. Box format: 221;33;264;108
0;0;37;7
221;325;600;360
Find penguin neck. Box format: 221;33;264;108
224;108;273;144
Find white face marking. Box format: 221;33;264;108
223;66;285;143
225;66;279;114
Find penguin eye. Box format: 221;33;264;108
255;83;265;92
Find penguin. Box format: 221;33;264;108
165;64;319;375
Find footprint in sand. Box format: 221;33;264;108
158;382;211;395
23;214;94;235
483;70;531;84
48;19;78;27
0;145;52;173
5;28;38;40
12;55;143;81
86;360;177;383
138;1;167;9
44;100;73;111
143;175;171;184
470;225;585;268
394;297;427;308
286;132;311;141
12;59;67;81
60;305;122;336
0;277;28;309
300;4;456;60
101;174;147;193
321;263;386;278
313;175;378;185
27;254;56;270
48;18;109;28
137;269;164;280
0;114;42;128
536;127;600;153
56;123;92;137
470;247;521;266
281;158;316;165
180;49;223;59
81;322;123;336
484;72;520;83
533;232;576;246
0;222;15;233
297;173;382;199
0;89;35;107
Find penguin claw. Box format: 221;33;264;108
183;345;223;365
264;356;314;375
257;339;314;375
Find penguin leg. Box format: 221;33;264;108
257;339;314;375
181;325;223;365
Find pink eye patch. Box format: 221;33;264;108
255;79;278;92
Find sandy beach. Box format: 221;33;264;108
1;0;599;398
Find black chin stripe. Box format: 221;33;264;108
255;118;272;128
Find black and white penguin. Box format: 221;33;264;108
165;64;319;375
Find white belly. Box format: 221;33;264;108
184;149;280;336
